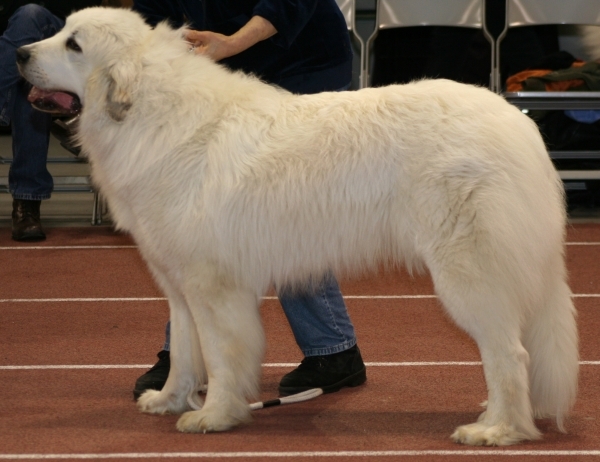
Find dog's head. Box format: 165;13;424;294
17;7;152;122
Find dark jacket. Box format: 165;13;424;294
132;0;352;87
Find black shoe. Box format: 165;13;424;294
278;345;367;396
11;199;46;242
133;350;170;400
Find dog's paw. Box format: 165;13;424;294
176;405;252;433
137;389;195;415
451;422;537;446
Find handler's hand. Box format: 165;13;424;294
185;30;234;61
184;16;276;62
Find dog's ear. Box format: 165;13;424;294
106;58;140;122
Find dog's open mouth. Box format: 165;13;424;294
27;86;82;116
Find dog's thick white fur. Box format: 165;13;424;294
18;7;579;445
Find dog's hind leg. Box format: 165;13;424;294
176;267;264;433
430;265;542;446
137;269;206;415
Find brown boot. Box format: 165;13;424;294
12;199;46;242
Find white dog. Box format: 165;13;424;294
17;7;579;446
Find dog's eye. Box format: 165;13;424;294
66;37;82;52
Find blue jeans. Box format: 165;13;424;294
163;65;357;358
276;272;357;356
0;5;64;200
164;272;357;357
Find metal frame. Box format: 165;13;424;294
335;0;366;88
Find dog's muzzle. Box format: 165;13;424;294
16;45;82;116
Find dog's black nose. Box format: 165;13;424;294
16;47;30;64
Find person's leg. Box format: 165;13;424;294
278;273;355;355
9;80;53;202
0;5;64;240
272;69;365;395
276;272;366;395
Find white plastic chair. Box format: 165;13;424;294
499;0;600;180
363;0;495;89
335;0;366;88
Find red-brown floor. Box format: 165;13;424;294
0;224;599;461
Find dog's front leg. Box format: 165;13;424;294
137;273;206;415
176;272;264;433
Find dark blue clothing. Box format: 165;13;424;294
132;0;352;90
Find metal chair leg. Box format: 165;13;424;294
92;191;102;225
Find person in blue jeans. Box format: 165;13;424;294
132;0;367;399
0;1;99;241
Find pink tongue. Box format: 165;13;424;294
27;86;80;114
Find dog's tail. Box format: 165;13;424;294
522;259;579;432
